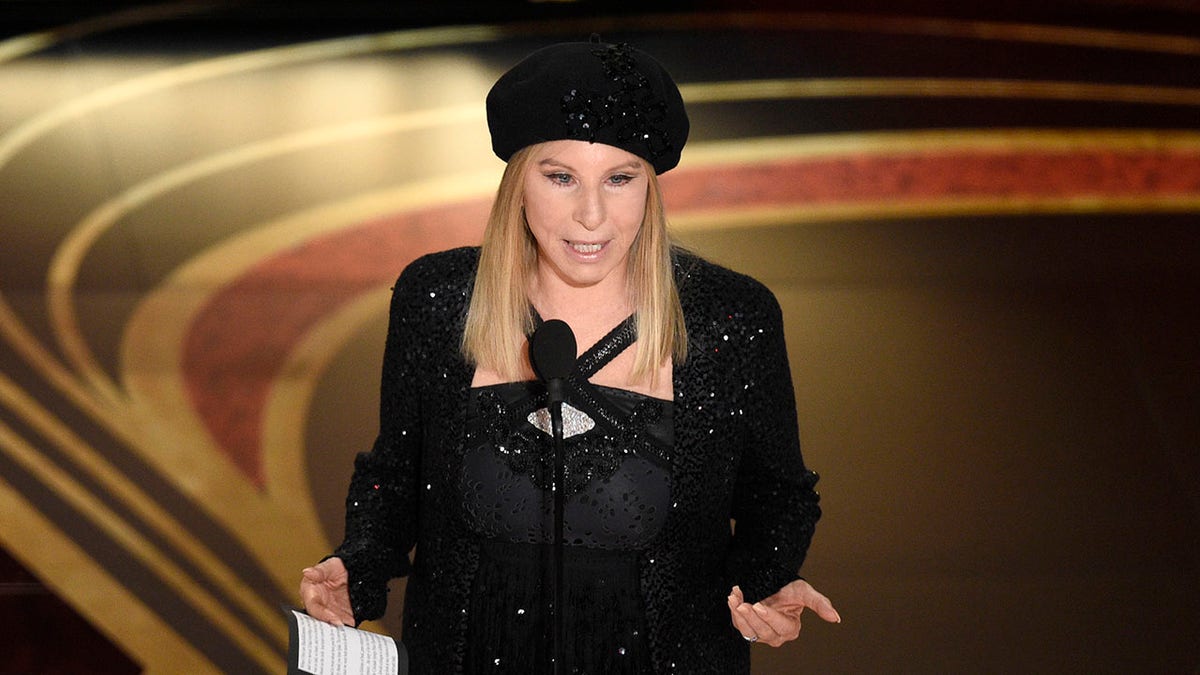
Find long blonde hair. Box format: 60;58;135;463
461;143;687;384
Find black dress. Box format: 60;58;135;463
461;316;671;674
333;247;822;674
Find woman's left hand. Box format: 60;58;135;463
727;579;840;647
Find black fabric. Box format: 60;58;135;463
333;246;821;674
486;41;689;174
466;541;650;674
460;361;669;673
462;380;671;549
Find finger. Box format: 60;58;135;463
736;603;782;646
727;586;745;614
302;566;326;583
750;602;801;643
729;597;763;643
299;580;321;609
300;585;346;626
728;586;752;638
809;591;842;624
729;603;755;638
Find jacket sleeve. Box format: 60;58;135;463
725;286;821;603
332;264;428;623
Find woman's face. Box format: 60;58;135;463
522;140;649;292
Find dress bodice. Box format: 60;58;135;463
461;315;674;550
459;315;672;674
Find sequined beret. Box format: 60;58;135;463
486;40;689;174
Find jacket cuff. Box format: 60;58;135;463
328;544;397;625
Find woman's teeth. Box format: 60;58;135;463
570;242;603;253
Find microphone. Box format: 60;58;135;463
530;319;576;406
528;318;575;675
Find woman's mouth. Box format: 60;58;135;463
569;241;605;254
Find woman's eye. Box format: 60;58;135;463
608;174;634;186
547;172;573;185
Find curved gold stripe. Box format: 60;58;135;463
120;172;497;592
0;32;58;62
0;40;504;638
0;370;288;649
0;290;138;429
0;24;503;171
261;288;393;551
681;78;1200;107
0;468;218;673
0;379;282;671
38;110;491;656
253;183;492;545
48;103;484;408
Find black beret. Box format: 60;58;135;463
486;41;689;174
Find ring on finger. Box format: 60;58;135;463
742;634;758;643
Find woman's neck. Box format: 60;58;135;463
530;266;632;354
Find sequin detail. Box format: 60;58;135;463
527;403;595;437
466;373;670;498
561;43;673;160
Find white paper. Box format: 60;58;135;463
292;610;399;675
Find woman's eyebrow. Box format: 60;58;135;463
608;161;643;172
537;158;643;172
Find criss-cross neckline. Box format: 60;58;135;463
532;312;638;380
471;312;670;403
471;312;671;451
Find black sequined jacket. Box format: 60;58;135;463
333;246;821;674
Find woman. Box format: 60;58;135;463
300;40;839;674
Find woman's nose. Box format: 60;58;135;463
574;186;605;230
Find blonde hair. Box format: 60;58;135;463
461;143;687;384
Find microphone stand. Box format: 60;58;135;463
529;318;574;675
546;375;566;675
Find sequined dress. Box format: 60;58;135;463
462;316;670;673
332;247;822;674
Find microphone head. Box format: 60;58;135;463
529;319;577;382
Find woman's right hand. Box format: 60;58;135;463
299;557;355;626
